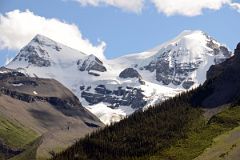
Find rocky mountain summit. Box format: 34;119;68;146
116;30;232;89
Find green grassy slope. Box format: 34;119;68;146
151;106;240;160
0;114;39;159
194;126;240;160
193;107;240;160
10;138;41;160
0;114;38;149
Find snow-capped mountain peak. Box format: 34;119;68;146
113;30;232;89
6;30;232;124
8;34;87;68
32;34;61;48
149;30;206;52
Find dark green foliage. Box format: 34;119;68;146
52;90;202;160
52;86;240;160
190;80;215;107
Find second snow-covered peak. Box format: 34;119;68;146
149;30;207;52
112;30;232;89
148;30;231;64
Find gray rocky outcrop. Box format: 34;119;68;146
119;68;141;79
77;55;107;73
81;85;147;109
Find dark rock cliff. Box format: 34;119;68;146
194;43;240;107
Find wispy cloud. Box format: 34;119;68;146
230;2;240;13
74;0;144;13
0;10;106;59
72;0;240;16
151;0;231;16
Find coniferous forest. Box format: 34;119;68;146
52;82;240;160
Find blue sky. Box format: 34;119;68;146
0;0;240;65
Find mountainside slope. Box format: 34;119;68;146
6;30;232;124
0;67;103;160
195;43;240;107
195;126;240;160
51;43;240;160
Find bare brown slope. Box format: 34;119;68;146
0;67;103;159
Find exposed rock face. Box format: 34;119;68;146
155;60;174;85
135;32;232;89
144;52;202;88
81;85;147;109
13;45;51;67
182;80;195;89
10;35;65;67
119;68;141;79
196;43;240;107
33;35;62;52
207;40;229;56
88;71;100;77
207;39;231;64
77;55;107;72
0;87;85;118
27;52;51;67
119;68;145;85
0;68;25;80
235;43;240;56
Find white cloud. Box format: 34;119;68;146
0;10;106;59
230;2;240;12
151;0;231;16
74;0;144;13
73;0;240;16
